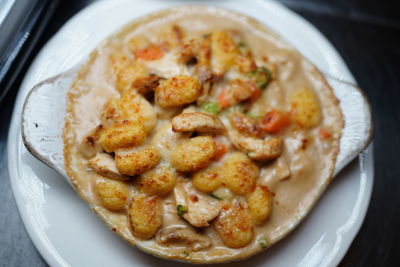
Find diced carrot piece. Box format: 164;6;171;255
260;110;291;134
250;87;262;102
214;141;227;161
319;128;332;140
135;45;164;61
217;90;231;109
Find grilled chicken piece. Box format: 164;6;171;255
229;112;262;138
88;153;128;181
179;35;216;105
215;200;254;248
78;125;104;158
174;182;220;228
228;129;283;161
218;79;258;109
132;75;162;94
172;112;225;133
156;226;211;251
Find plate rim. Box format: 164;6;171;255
7;0;374;266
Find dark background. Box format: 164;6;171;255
1;0;399;266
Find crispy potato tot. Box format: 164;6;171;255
115;147;160;176
128;195;162;239
118;89;157;133
171;136;216;172
291;88;321;128
101;90;157;133
94;178;129;211
99;120;146;153
211;31;238;73
155;75;202;108
192;166;223;192
215;200;254;248
109;52;146;93
247;185;273;225
136;166;176;196
222;152;258;195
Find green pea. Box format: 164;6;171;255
202;102;221;114
259;236;269;248
247;67;272;89
247;113;261;120
177;204;187;216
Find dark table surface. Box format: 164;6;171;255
1;0;399;266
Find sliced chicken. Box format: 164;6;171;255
179;35;216;105
261;156;291;184
88;153;129;181
229;112;262;138
78;125;104;158
217;79;258;108
174;182;220;228
156;226;212;251
132;75;162;94
151;122;190;161
228;129;283;161
172;112;225;133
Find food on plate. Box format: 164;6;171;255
63;6;343;263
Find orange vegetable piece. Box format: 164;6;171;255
214;141;227;161
135;45;164;61
217;90;231;109
250;87;262;102
260;110;291;134
319;128;332;140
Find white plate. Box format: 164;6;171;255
8;0;374;266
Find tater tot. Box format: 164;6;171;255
171;136;216;172
136;166;176;196
215;200;254;248
291;88;321;128
94;178;129;211
247;185;273;225
155;75;202;108
99;120;146;153
118;90;157;133
115;147;160;176
222;152;258;195
192;166;223;192
128;195;162;239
